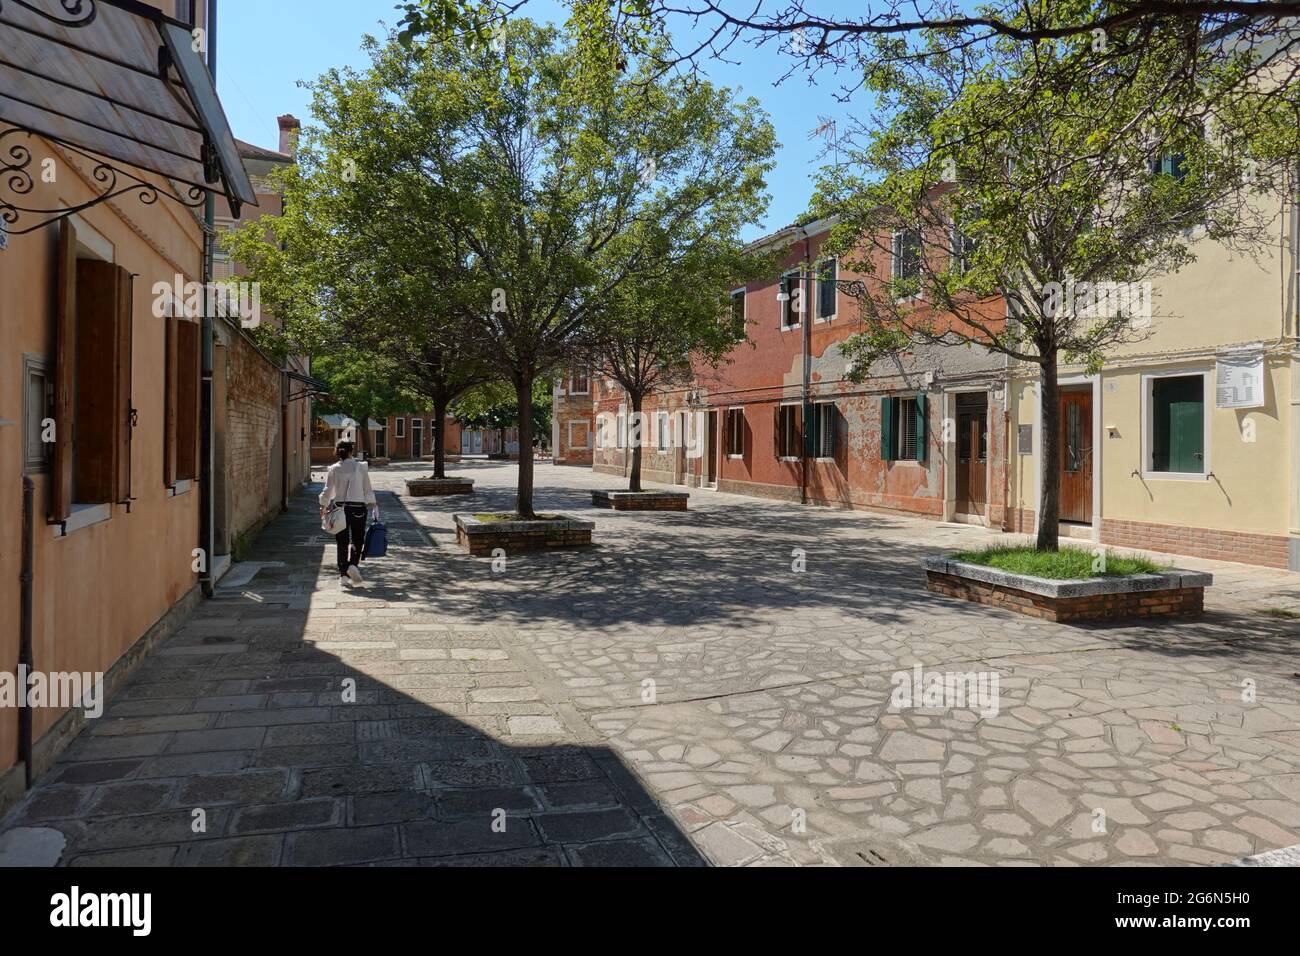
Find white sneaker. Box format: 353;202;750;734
340;574;351;587
347;566;363;584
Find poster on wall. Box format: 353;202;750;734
1215;348;1264;409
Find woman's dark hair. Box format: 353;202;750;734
335;441;354;461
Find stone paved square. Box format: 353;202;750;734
2;460;1298;867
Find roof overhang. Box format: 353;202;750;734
0;0;257;235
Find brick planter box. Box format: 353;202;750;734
920;557;1211;623
366;457;390;467
591;490;689;511
454;513;593;556
404;477;475;497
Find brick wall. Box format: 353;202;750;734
223;331;283;547
927;570;1204;622
1005;509;1289;569
555;377;594;466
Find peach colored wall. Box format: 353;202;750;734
0;130;204;774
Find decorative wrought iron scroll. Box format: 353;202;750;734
0;127;206;235
0;0;98;28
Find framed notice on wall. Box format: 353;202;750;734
1215;349;1264;409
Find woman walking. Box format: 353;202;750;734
319;440;377;585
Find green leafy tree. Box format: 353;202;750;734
812;18;1286;550
331;19;774;517
583;236;765;491
312;350;418;457
454;379;553;453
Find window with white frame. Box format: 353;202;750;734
1146;373;1206;475
23;355;51;474
656;412;669;452
395;417;406;438
726;407;744;457
779;270;801;329
730;289;746;329
568;420;591;450
812;402;838;459
816;258;837;320
777;403;802;459
569;369;590;395
892;228;922;285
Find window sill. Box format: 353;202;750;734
168;479;193;497
778;456;800;462
815;456;836;462
779;324;801;333
814;315;836;324
728;454;745;460
1141;470;1208;482
53;502;111;538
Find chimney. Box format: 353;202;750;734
277;114;301;157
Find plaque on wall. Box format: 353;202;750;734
1018;424;1033;455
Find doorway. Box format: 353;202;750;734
411;418;423;458
705;410;718;488
1059;388;1093;524
955;392;988;517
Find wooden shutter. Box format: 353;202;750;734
74;259;121;504
175;320;200;481
52;219;77;522
915;393;928;463
880;396;895;460
164;316;178;486
819;260;837;317
114;268;133;502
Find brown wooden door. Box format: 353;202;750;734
956;411;988;515
1059;390;1093;523
706;411;718;484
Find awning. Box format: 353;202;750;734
0;0;256;234
318;413;384;430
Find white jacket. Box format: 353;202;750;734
319;458;376;507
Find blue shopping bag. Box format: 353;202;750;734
362;520;387;559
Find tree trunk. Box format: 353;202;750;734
354;410;371;458
432;394;448;480
628;392;644;492
1035;354;1061;552
514;372;535;519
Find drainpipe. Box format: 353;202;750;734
198;0;219;597
801;228;812;506
19;476;34;787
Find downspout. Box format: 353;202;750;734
19;476;34;786
198;0;218;597
280;376;290;513
801;229;812;506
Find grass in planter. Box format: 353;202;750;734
950;545;1167;580
473;513;561;522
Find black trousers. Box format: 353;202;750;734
335;503;368;575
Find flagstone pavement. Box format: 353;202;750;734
2;459;1298;867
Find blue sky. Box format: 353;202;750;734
216;0;865;238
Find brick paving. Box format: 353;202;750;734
2;459;1298;866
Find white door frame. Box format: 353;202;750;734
942;387;992;525
1032;372;1102;542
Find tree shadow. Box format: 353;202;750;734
0;487;704;867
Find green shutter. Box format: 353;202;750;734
881;396;896;460
1152;376;1204;472
914;393;928;463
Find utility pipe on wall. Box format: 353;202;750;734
19;476;34;786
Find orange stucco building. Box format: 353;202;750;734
0;0;264;814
